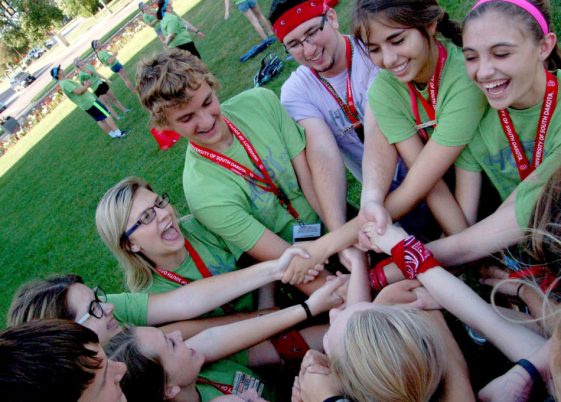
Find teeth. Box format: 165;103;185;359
391;62;407;73
483;80;508;89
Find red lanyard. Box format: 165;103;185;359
190;117;300;220
498;69;558;180
311;36;361;129
197;377;233;395
154;239;212;285
407;41;448;142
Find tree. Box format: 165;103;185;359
59;0;101;18
17;0;64;44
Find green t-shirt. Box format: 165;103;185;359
197;357;269;402
515;149;561;228
108;217;254;326
143;12;161;31
455;70;561;227
183;88;320;253
97;50;118;68
58;79;96;110
78;65;102;92
369;39;487;146
161;12;193;48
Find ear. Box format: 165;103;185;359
426;21;438;37
326;8;339;31
129;243;141;253
164;384;181;400
538;32;558;62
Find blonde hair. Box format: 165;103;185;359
136;48;219;127
330;306;445;402
95;177;158;292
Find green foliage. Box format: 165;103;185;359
59;0;101;18
17;0;64;43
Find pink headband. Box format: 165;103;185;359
471;0;549;34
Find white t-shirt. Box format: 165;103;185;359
281;36;379;181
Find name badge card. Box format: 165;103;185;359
292;223;322;243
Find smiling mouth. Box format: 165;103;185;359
161;221;180;241
197;120;216;137
390;60;409;75
481;79;509;96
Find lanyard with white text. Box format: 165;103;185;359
197;377;233;395
154;239;212;285
407;41;447;142
190;117;300;220
498;69;558;180
311;36;364;142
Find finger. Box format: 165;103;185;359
402;279;422;290
289;247;311;260
488;266;509;279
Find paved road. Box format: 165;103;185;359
0;0;139;123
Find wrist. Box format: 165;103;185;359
300;301;313;320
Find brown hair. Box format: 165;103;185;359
106;326;168;402
136;48;219;127
7;274;84;327
0;319;101;402
464;0;561;70
352;0;462;48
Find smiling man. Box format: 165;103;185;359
269;0;377;270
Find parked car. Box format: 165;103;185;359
0;103;7;113
28;46;46;59
9;71;36;91
44;38;56;49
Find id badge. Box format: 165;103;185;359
233;371;264;396
292;223;322;243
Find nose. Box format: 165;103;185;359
475;56;494;81
170;330;183;342
302;40;317;58
381;47;398;70
101;302;115;316
109;359;128;382
329;306;342;324
197;109;215;131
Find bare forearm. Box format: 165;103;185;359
194;304;309;362
424;181;469;235
159;310;275;339
146;261;278;324
419;268;546;361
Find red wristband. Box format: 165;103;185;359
391;235;440;279
369;257;391;291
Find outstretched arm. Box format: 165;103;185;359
189;275;346;362
145;247;309;325
363;224;547;361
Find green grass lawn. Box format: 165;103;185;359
0;0;559;325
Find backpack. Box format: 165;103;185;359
253;53;283;87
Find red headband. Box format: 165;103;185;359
273;0;328;42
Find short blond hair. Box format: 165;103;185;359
331;306;445;402
136;48;218;127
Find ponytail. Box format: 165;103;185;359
437;12;462;47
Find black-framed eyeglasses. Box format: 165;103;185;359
284;14;328;53
76;287;108;324
123;193;170;239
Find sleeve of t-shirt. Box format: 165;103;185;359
280;71;325;122
430;77;487;147
192;198;267;252
107;292;149;326
515;148;561;228
368;73;418;144
454;145;483;172
259;87;306;159
167;15;182;35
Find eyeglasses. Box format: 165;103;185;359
123;193;170;239
76;287;108;325
284;14;328;53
